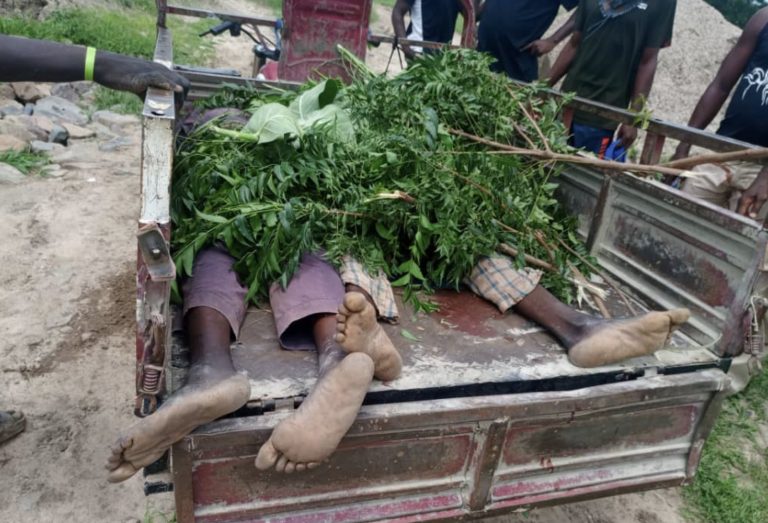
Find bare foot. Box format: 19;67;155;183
335;292;402;381
106;366;250;483
255;352;374;473
567;308;690;368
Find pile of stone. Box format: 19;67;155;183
0;81;140;183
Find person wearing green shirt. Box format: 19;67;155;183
547;0;677;158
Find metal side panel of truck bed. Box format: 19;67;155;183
135;23;767;523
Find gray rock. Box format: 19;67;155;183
30;140;64;153
99;136;134;152
49;125;69;145
0;162;26;184
71;81;93;96
34;96;88;125
0;98;24;117
11;82;51;103
62;122;95;139
0;84;15;99
42;163;65;178
1;115;48;141
29;115;54;133
0;118;35;142
23;103;34;116
50;83;80;104
0;134;27;152
92;110;139;128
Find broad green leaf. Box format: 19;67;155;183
299;104;355;143
288;79;341;120
243;103;301;144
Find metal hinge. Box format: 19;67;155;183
137;223;175;282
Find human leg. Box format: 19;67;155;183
255;254;380;472
336;257;402;381
107;247;251;483
467;256;689;367
513;286;689;367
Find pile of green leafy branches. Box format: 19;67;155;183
171;49;591;310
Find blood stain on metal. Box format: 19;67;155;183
430;291;500;337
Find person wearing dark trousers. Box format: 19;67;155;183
391;0;464;60
548;0;677;159
477;0;578;83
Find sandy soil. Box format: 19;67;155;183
0;0;746;521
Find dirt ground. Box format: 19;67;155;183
0;0;744;521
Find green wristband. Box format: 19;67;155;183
84;46;96;82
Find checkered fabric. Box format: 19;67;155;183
339;255;399;322
465;255;542;313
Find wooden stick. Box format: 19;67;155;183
498;243;555;272
556;238;638;315
660;147;768;170
518;102;552;153
450;128;686;178
569;262;611;319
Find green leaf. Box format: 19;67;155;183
195;209;228;224
289;80;340;120
177;246;194;277
391;273;411;286
400;329;421;342
299;104;355;143
243;103;301;144
375;221;396;241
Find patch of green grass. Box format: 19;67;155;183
0;7;213;65
93;86;146;114
262;0;283;14
142;505;176;523
0;150;49;175
683;368;768;523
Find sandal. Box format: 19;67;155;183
0;410;26;445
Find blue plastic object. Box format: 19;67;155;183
603;139;627;163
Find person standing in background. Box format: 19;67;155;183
391;0;464;60
547;0;677;157
477;0;579;82
671;7;768;218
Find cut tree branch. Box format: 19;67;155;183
450;129;686;178
661;147;768;170
498;243;555;272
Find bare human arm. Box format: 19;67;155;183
523;11;577;57
547;30;581;87
391;0;416;60
737;165;768;219
616;46;661;148
0;35;189;97
673;7;768;159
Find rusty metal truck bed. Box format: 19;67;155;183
136;13;767;522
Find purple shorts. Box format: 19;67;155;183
182;246;247;338
269;253;345;351
182;248;344;351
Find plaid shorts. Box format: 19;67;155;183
339;255;399;322
465;255;542;312
340;254;542;319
